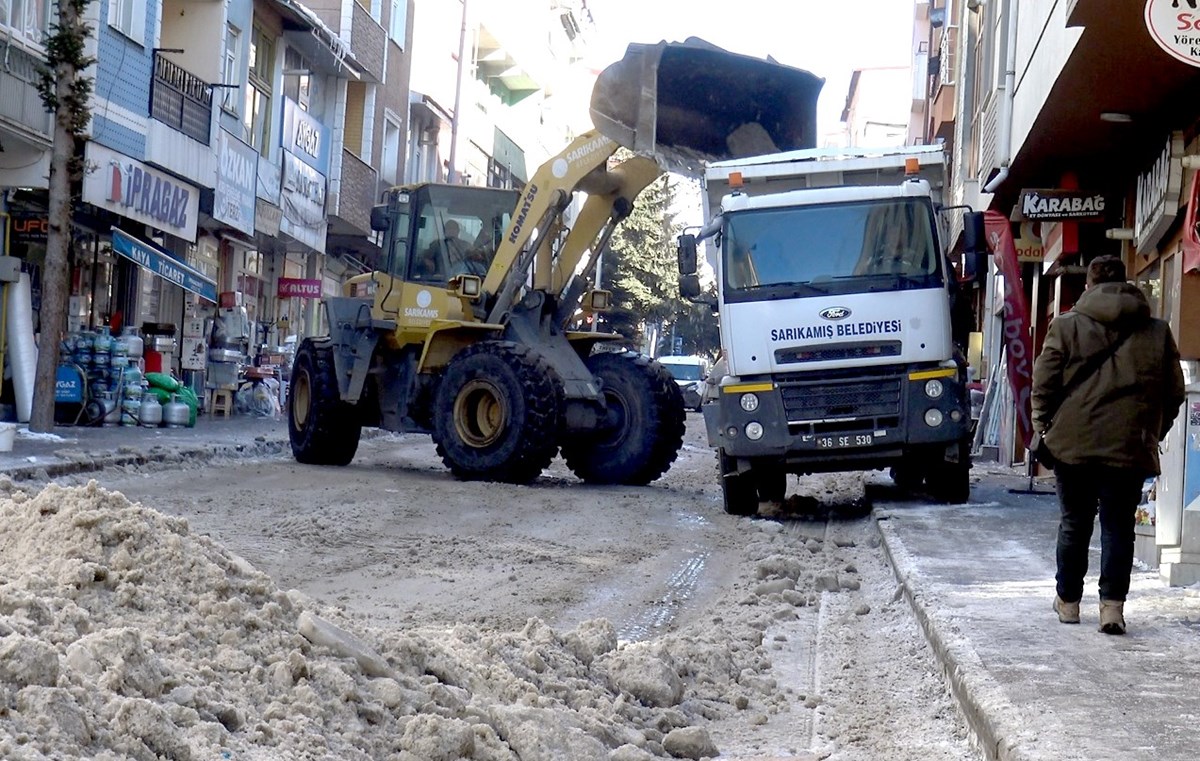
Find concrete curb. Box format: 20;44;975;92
873;515;1034;761
2;439;292;482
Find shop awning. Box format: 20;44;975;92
110;228;217;303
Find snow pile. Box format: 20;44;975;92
0;482;797;760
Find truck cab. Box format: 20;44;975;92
682;147;975;514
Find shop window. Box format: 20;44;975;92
389;0;407;47
244;25;274;154
108;0;146;46
2;0;49;44
222;25;241;114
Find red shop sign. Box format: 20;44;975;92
277;278;322;298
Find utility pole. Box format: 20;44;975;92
447;0;468;184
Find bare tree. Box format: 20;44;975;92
32;0;94;431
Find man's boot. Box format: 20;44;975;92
1099;599;1125;635
1053;595;1080;624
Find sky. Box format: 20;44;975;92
582;0;914;137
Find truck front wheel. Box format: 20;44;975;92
433;341;562;484
561;351;686;485
289;339;362;466
926;440;971;504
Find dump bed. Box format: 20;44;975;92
702;144;947;219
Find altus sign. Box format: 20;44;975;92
1146;0;1200;66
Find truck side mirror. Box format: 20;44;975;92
679;274;702;299
962;212;987;256
961;212;989;285
370;205;390;232
677;234;698;276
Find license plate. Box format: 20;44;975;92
816;433;874;449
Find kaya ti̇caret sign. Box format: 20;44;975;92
83;143;199;242
1146;0;1200;67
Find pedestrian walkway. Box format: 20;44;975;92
878;466;1200;761
0;414;290;481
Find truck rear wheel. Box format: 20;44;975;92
561;351;686;485
433;341;562;484
289;339;362;466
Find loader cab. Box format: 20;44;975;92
379;184;519;287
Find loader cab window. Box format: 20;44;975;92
723;198;941;302
406;185;520;284
385;206;412;281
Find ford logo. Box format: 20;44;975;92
819;307;852;320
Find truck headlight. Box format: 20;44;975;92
924;408;944;427
924;379;944;399
740;393;759;412
745;422;764;440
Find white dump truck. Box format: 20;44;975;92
676;145;982;514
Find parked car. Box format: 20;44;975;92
657;355;711;412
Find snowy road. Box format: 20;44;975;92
90;416;984;760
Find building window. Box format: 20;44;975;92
244;25;274;154
389;0;407;47
381;114;401;184
1;0;49;44
282;47;312;111
222;25;241;114
107;0;147;46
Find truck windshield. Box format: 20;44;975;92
722;198;942;299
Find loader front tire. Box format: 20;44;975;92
289;339;362;466
433;341;562;484
562;351;686;485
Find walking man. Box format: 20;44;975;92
1032;255;1184;634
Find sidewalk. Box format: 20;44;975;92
878;466;1200;761
0;413;291;481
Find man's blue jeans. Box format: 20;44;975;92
1054;462;1145;603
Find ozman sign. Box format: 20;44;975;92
1146;0;1200;67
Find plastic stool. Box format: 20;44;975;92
207;388;234;418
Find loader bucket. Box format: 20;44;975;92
589;38;825;176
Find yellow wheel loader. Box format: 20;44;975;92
287;39;823;484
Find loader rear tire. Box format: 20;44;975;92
289;339;362;466
562;351;686;486
433;341;562;484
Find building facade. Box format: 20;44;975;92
922;0;1200;584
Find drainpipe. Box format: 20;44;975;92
447;0;469;184
983;0;1018;194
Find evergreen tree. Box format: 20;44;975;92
600;160;682;350
32;0;94;431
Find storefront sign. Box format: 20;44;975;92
984;211;1034;450
255;199;282;236
214;130;258;237
110;228;217;302
1145;0;1200;68
277;278;322;298
10;215;48;243
280;150;327;254
282;98;331;174
55;364;84;403
1014;221;1045;263
1017;189;1106;221
1135;131;1184;255
83;144;199;242
257;158;281;205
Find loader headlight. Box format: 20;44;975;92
745;422;764;440
740;393;759;412
924;408;944;427
924;379;944;399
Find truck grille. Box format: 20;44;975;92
775;341;901;364
779;372;902;426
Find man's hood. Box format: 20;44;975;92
1072;282;1151;328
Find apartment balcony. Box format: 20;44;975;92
150;52;213;145
328;148;378;237
349;0;385;83
0;41;52;147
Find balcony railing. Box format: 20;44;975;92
0;39;52;143
149;51;213;145
938;26;959;90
